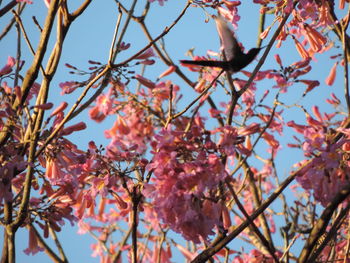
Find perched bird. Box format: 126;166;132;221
180;16;262;72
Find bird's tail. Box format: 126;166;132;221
180;60;229;69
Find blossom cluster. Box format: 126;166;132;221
288;105;350;206
144;119;260;243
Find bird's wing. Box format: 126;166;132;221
214;15;243;61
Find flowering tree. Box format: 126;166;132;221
1;0;350;262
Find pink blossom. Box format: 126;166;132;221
33;102;53;110
89;105;106;122
214;125;245;156
0;57;16;76
134;75;156;89
50;102;68;117
89;89;114;122
302;24;327;53
158;65;176;79
104;104;154;160
24;226;44;255
325;61;337;86
297;1;319;21
293;36;310;59
145;124;229;243
299;79;320;95
60;81;80;94
96;89;114;115
290;110;350;206
135;48;155;60
260;26;271;39
325;93;341;105
61;122;87;136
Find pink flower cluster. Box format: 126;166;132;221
144;119;258;243
288;106;350;206
145;127;226;243
104;102;154;161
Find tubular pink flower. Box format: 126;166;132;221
134;75;156;89
299;79;320;95
110;191;128;210
325;61;338;86
89;105;106;123
292;58;311;69
325;92;341;105
293;36;310;59
158;65;176;79
61;122;87;136
135;48;155;60
24;226;43;255
274;54;282;66
33;102;53;110
221;204;231;229
260;26;271;39
0;56;15;76
303;24;327;53
239;123;260;136
51;102;68;117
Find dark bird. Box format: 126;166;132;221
180;16;262;72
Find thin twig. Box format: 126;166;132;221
49;224;68;263
108;9;123;64
12;10;45;74
279;234;299;262
172;70;224;119
113;1;191;67
111;227;132;263
32;16;43;32
234;92;280;192
256;5;266;48
35;65;110;158
226;180;280;263
156;231;167;263
0;2;25;41
239;12;291;96
111;0;138;62
70;0;92;19
69;10;123;120
13;5;21;89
